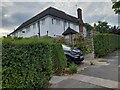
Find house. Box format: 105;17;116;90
9;7;87;38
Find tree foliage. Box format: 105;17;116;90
95;21;112;33
112;0;120;14
84;23;93;31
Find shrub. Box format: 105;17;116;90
2;38;53;88
94;34;120;57
2;38;67;88
69;63;77;74
51;43;67;74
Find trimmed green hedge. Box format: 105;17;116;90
94;34;120;57
51;44;67;74
2;38;67;88
2;38;53;88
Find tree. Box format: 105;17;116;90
112;0;120;14
84;23;93;31
110;26;120;35
95;21;112;33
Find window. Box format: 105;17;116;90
33;23;36;29
42;18;45;25
26;26;30;33
64;21;67;31
64;21;67;26
73;24;76;29
22;30;25;33
52;18;54;24
68;22;70;27
15;32;18;36
56;19;60;25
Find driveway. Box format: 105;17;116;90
80;50;119;81
50;50;119;88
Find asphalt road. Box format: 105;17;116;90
80;50;119;82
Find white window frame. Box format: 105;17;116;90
33;23;36;29
42;18;45;25
56;19;60;25
26;26;30;33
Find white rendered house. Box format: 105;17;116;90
9;7;87;38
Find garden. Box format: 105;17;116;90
2;37;79;88
2;33;120;88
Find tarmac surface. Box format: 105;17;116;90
50;50;119;89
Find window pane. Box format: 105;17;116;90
42;19;45;25
56;19;60;25
33;23;36;29
52;18;54;24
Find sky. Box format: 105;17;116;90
0;0;118;37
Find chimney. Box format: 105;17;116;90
77;8;83;34
77;8;82;19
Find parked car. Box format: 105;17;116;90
62;44;84;65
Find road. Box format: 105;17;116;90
50;50;119;89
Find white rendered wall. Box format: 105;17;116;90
16;22;38;38
48;16;79;37
12;15;80;38
49;16;64;37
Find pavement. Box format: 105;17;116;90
49;50;119;89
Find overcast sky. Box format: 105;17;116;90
0;1;118;37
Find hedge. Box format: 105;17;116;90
94;34;120;57
2;38;67;88
51;43;67;74
2;38;53;88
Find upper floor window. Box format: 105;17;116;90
56;19;60;25
15;32;18;36
42;18;45;25
26;26;30;33
64;21;67;31
68;22;70;27
64;21;67;26
52;18;54;24
73;24;76;29
22;30;25;33
33;23;36;29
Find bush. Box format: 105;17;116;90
51;43;67;74
2;38;67;88
2;38;53;88
94;34;120;57
69;63;77;74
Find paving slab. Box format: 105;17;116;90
51;78;105;88
71;74;119;88
49;76;69;84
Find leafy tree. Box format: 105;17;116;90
95;21;112;33
84;23;93;31
112;0;120;14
